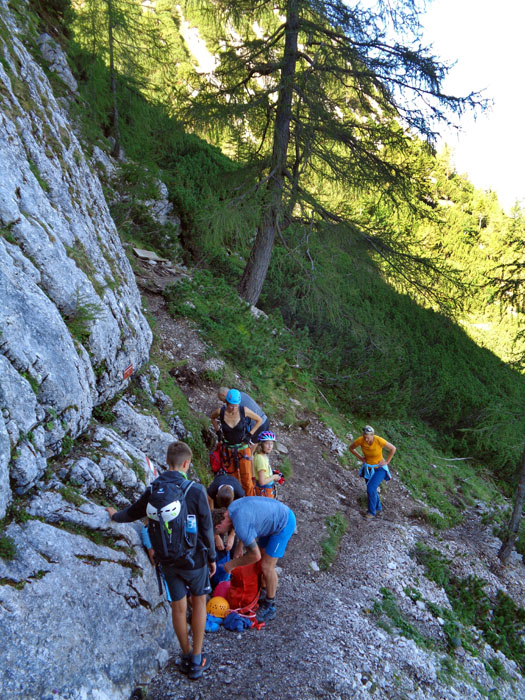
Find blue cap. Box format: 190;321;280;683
226;389;241;405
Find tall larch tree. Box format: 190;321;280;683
181;0;484;305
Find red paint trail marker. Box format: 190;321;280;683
123;364;134;380
145;455;158;479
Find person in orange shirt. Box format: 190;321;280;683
349;425;396;519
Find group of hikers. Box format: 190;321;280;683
106;385;396;680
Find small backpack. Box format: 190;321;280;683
146;475;197;566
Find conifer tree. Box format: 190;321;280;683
498;445;525;565
70;0;178;152
182;0;484;305
489;203;525;367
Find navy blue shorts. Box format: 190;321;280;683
159;563;212;602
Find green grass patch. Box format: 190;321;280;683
413;543;525;671
59;485;86;507
21;370;40;394
0;576;25;590
0;534;17;561
129;456;146;484
28;159;50;192
92;393;122;424
66;290;104;345
51;520;134;554
0;225;17;245
60;433;74;455
6;499;33;525
278;456;292;480
372;587;437;651
319;512;348;570
377;419;503;529
163;270;321;421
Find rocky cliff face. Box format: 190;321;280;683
0;4;181;699
0;3;152;510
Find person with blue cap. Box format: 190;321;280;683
217;386;271;443
210;388;263;496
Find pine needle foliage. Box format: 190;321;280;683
414;544;525;672
181;0;487;304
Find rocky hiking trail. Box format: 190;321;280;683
133;260;524;700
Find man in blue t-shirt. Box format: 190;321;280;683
212;497;296;622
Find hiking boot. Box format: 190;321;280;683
188;654;211;680
178;653;192;675
365;513;375;520
256;600;276;622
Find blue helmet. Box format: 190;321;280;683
225;389;241;405
258;431;275;442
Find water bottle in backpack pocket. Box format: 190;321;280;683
146;476;198;566
186;514;197;533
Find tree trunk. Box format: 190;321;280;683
498;444;525;564
237;0;299;305
107;0;121;159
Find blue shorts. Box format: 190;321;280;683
258;509;296;559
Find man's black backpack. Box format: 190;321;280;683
146;474;198;566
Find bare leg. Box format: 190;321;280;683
171;597;190;654
190;594;207;656
260;552;279;598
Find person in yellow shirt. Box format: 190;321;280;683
349;425;396;519
253;431;277;498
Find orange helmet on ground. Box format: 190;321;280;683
206;596;230;619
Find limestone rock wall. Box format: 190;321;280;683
0;5;182;699
0;3;152;509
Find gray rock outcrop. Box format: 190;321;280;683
0;5;177;699
0;3;152;511
0;516;173;700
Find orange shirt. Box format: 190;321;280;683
351;435;387;465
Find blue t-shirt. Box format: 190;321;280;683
228;497;290;546
240;391;268;429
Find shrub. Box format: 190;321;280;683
414;542;525;672
372;587;436;650
319;512;348;570
66;290;104;345
0;534;17;561
59;486;86;507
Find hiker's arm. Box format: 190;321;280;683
225;529;236;551
224;541;261;573
244;409;262;440
196;486;217;564
349;440;365;462
256;468;274;486
141;524;156;566
107;491;149;523
210;407;221;432
383;442;396;466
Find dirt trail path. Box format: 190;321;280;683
132;262;524;700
